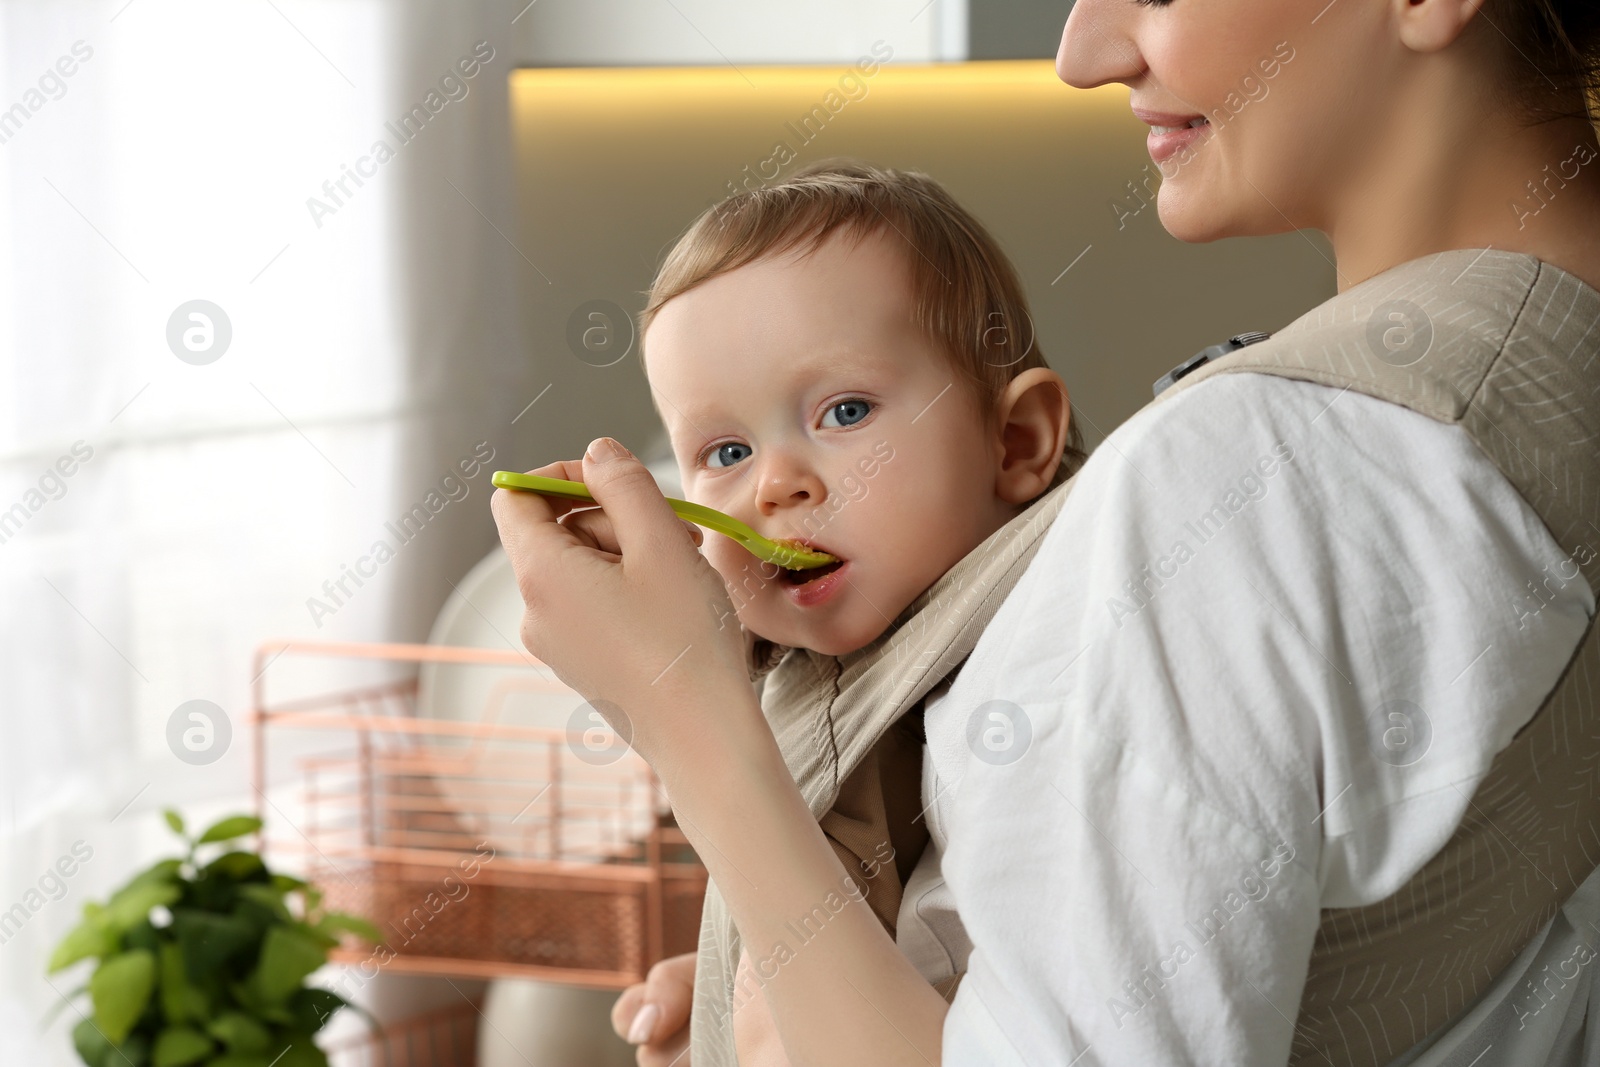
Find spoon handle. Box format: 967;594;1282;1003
491;471;756;546
490;470;835;569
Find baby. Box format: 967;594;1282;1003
612;159;1086;1064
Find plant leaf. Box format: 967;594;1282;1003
89;948;156;1045
270;1033;331;1067
289;987;346;1033
226;978;293;1026
157;943;209;1024
249;926;327;1005
152;1025;211;1067
301;885;323;915
289;918;339;951
72;1021;150;1067
163;810;185;836
49;911;117;973
236;884;291;922
124;918;161;955
127;857;184;889
107;1032;152;1067
105;880;182;932
207;1010;271;1053
270;874;308;894
71;1016;112;1066
315;912;383;945
204;850;265;881
196;815;263;845
171;909;256;981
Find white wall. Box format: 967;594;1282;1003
512;0;968;65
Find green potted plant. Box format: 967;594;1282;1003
48;810;382;1067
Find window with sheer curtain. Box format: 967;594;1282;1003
0;2;532;1060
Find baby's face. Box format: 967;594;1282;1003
645;227;1021;656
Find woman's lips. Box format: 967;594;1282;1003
1131;108;1212;166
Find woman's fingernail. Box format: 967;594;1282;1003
627;1002;659;1044
586;437;631;462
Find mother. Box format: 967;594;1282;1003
492;0;1600;1063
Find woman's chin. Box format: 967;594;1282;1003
1156;190;1238;245
1158;179;1312;244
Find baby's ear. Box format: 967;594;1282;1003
994;369;1072;505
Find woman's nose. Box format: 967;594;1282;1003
753;454;826;517
1056;0;1146;90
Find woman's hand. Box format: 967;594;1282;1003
490;437;753;774
612;952;696;1067
494;437;947;1065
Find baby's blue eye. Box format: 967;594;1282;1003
705;442;753;469
822;399;872;428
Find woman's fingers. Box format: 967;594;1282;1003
512;458;594;520
489;476;573;587
498;449;703;561
562;508;703;555
580;438;698;564
640;952;697;1038
613;952;697;1065
489;453;629;601
611;981;649;1042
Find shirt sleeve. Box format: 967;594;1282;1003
931;372;1594;1066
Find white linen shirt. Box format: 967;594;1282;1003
903;371;1597;1066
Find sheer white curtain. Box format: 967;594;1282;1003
0;1;533;1060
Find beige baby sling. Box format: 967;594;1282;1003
690;247;1600;1067
1162;248;1600;1066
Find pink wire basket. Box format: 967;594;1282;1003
249;639;707;991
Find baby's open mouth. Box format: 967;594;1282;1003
768;537;846;585
780;558;845;586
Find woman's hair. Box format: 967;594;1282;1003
639;159;1087;492
1489;0;1600;125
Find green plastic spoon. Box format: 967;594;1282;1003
491;471;840;570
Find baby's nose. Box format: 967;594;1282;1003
754;459;826;513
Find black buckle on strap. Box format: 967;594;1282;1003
1152;331;1272;397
